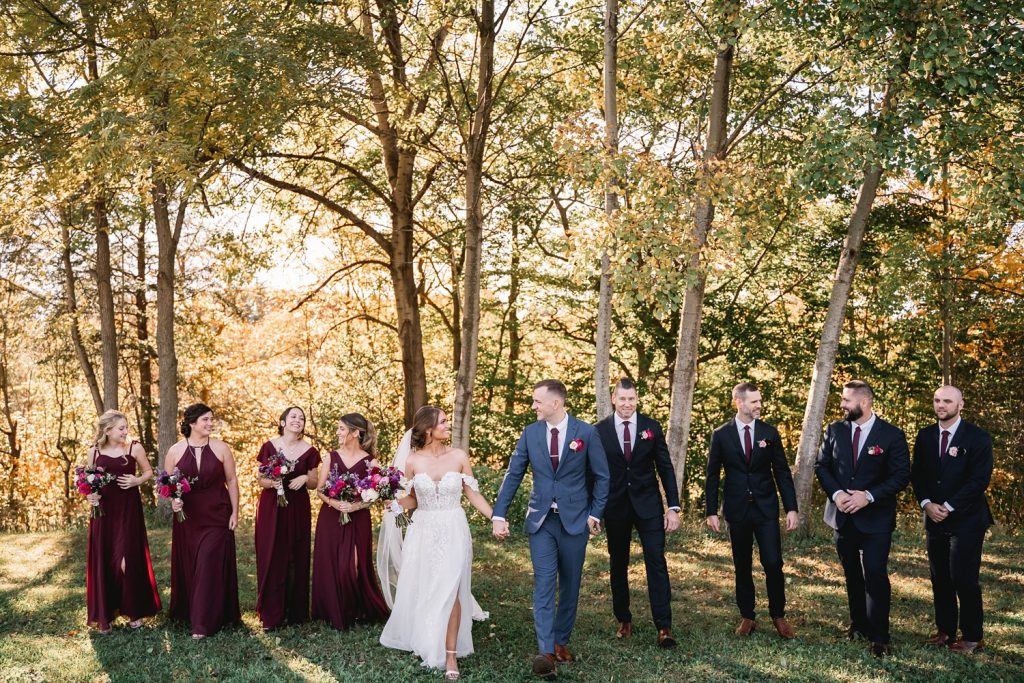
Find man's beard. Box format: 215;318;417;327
936;407;960;421
844;405;864;422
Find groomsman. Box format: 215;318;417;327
911;385;994;654
595;378;680;648
705;382;799;639
815;380;910;657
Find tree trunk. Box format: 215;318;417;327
666;35;734;496
594;0;618;421
135;214;156;457
94;196;119;410
504;221;522;414
392;200;428;428
152;174;180;461
61;220;104;414
452;0;496;450
792;74;905;523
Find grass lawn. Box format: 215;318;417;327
1;516;1022;682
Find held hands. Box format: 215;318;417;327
785;510;800;532
87;492;101;507
925;502;950;524
492;519;509;540
838;490;870;514
664;509;680;533
117;474;138;489
706;514;721;533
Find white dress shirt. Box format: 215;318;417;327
735;416;755;448
920;416;961;512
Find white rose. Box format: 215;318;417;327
360;489;380;503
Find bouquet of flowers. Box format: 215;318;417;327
320;466;362;525
259;448;296;507
75;465;117;518
361;465;410;529
154;467;197;522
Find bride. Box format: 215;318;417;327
378;405;493;680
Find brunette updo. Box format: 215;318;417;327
340;413;377;457
278;405;306;436
181;403;213;437
410;405;442;450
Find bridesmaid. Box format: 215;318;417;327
311;413;390;630
166;403;241;639
84;410;162;633
254;406;321;631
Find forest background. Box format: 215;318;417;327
1;0;1022;533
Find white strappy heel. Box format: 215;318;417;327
445;650;460;680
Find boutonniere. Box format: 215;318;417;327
867;445;884;456
947;446;961;458
758;439;769;448
640;429;653;441
569;439;584;452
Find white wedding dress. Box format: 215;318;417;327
378;469;488;669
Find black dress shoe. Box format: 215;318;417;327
846;625;869;641
657;628;677;648
870;642;892;658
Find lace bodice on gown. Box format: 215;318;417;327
412;472;479;512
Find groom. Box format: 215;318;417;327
493;379;610;680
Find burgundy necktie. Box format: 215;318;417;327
940;429;950;462
743;425;752;464
852;425;862;468
550;427;560;472
623;421;632;461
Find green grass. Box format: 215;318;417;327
1;518;1022;682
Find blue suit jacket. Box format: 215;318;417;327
493;415;610;536
815;416;910;533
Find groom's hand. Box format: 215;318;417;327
492;519;509;540
587;517;601;536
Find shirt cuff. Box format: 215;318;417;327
668;506;681;513
920;499;931;509
831;490;845;502
588;515;600;523
944;502;954;512
864;491;874;503
491;516;505;522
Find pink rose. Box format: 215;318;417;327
180;479;191;493
569;439;584;452
272;466;282;477
78;484;92;495
159;485;172;498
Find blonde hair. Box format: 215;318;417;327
94;410;128;450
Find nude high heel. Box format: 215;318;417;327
445;650;460;680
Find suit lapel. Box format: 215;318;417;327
725;422;746;468
604;417;625;460
561;416;580;460
535;422;555;476
854;420;875;471
944;422;967;467
838;421;855;472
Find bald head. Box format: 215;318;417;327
933;385;964;425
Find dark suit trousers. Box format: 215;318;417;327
835;522;893;644
727;511;785;619
927;527;986;641
606;511;672;628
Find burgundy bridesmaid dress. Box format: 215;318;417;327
254;441;321;630
169;443;241;636
85;443;162;628
311;452;390;630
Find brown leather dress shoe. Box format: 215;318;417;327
657;627;677;648
772;617;795;639
949;639;984;654
616;622;633;639
554;644;574;663
532;653;557;679
846;624;869;641
735;618;756;636
924;631;952;647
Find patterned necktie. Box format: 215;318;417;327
743;425;752;464
623;421;632;461
550;427;560;472
852;425;862;468
940;429;950;462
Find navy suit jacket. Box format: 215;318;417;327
815;416;910;533
493;414;610;536
705;419;798;523
596;412;680;521
911;420;994;533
